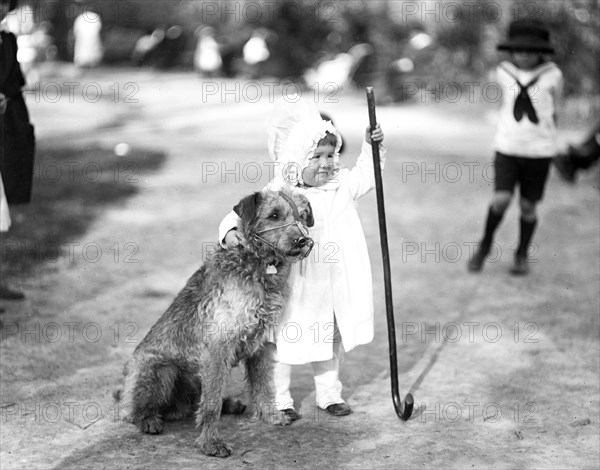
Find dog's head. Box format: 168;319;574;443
234;189;314;261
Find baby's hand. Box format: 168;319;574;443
223;229;246;248
365;124;384;144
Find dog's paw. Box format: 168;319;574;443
139;416;163;434
196;438;232;458
259;409;294;426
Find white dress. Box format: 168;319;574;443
219;140;385;364
73;12;103;67
194;36;222;73
1;172;11;232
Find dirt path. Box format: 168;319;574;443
0;69;598;469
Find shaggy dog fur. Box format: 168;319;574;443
119;189;313;457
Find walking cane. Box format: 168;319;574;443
366;87;414;421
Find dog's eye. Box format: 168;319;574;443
269;213;279;220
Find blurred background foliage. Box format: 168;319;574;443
7;0;600;101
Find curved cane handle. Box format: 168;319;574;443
366;87;414;421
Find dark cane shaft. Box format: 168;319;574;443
366;87;414;421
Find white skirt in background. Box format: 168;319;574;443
0;172;11;232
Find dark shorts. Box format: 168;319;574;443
494;152;552;202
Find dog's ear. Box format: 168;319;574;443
302;200;314;227
233;192;262;225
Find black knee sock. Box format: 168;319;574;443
481;206;504;250
517;217;537;258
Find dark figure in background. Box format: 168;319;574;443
554;121;600;183
132;25;185;69
220;36;242;78
153;26;185;69
1;0;34;302
1;0;34;205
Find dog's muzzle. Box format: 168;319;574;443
287;222;314;259
252;191;314;259
254;221;314;259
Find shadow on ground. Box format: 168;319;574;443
0;146;165;278
54;409;376;469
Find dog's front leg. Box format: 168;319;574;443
245;348;293;426
195;359;232;458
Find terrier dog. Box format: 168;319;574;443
119;189;313;457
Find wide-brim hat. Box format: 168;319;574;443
497;19;555;53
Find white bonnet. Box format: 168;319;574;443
266;95;343;186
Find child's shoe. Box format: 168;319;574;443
325;402;352;416
467;245;490;272
282;407;301;421
510;254;530;275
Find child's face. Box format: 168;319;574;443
302;144;338;187
511;50;543;70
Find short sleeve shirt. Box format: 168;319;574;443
494;61;563;158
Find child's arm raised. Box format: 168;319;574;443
365;124;384;146
345;124;386;200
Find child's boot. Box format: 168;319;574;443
510;217;537;275
325;402;352;416
468;243;491;272
282;407;301;421
468;206;504;272
313;354;350;416
510;254;530;275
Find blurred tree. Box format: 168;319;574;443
23;0;71;61
545;0;599;96
15;0;598;100
386;0;599;101
258;0;331;78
